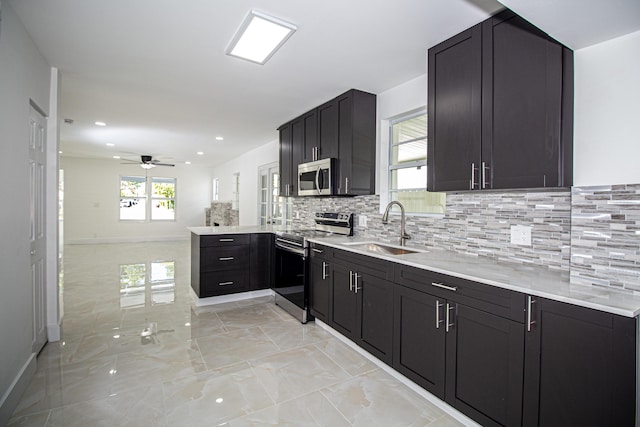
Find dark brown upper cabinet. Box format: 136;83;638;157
427;10;573;192
278;89;376;197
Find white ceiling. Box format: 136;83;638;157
8;0;640;168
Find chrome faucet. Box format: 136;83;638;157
382;201;411;246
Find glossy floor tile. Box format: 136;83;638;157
9;241;468;426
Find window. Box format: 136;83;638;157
120;176;176;221
389;111;445;214
212;178;219;201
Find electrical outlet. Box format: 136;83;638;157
510;225;532;246
295;211;300;219
358;215;368;228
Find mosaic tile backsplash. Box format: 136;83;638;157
292;191;572;271
570;184;640;292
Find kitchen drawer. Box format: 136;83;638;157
200;245;249;272
200;269;250;297
330;247;391;280
309;243;332;260
394;264;525;322
200;234;250;247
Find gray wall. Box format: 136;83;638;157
0;2;51;422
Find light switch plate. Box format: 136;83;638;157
358;215;367;228
511;225;532;246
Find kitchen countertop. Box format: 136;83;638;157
308;235;640;318
188;225;285;235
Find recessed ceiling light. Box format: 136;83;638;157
58;151;63;154
113;155;120;159
106;143;115;147
95;121;107;126
197;152;204;156
185;161;192;165
216;136;224;141
226;10;296;65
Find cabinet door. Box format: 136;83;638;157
250;233;273;290
393;285;446;399
427;24;482;192
330;263;358;337
446;303;524;427
358;272;394;364
309;256;330;322
482;12;565;189
301;110;318;162
523;298;636;427
278;124;293;197
317;101;339;161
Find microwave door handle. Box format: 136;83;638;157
315;167;321;195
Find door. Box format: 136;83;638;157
258;162;283;226
358;272;394;364
523;297;636;427
330;263;358;337
393;285;446;399
446;303;524;427
309;255;329;322
29;104;47;354
427;25;482;192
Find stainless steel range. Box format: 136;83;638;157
273;212;353;323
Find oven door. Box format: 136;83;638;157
273;238;309;323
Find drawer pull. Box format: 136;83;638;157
312;248;324;254
219;257;234;261
431;282;457;292
218;281;234;286
322;261;329;279
219;238;234;242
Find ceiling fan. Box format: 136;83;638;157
122;155;175;169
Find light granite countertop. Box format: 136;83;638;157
308;235;640;318
188;225;285;235
186;227;640;317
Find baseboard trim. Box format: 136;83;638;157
65;235;189;245
0;353;37;426
47;320;61;342
191;289;274;307
314;319;481;427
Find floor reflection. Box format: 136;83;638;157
9;240;465;427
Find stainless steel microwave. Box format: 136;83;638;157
297;158;334;196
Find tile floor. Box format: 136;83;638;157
9;240;469;426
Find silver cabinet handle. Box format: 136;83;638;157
354;273;361;293
431;282;457;292
482;161;490;189
349;271;353;291
218;281;234;286
527;295;536;332
219;257;234;261
219;238;234;242
445;303;455;332
435;300;445;329
345;177;349;194
322;261;328;280
470;163;476;190
312;248;324;254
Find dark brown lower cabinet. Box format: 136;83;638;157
327;249;394;364
523;297;636;427
393;284;524;427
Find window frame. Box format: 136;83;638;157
119;175;177;222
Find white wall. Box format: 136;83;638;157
0;2;52;423
212;140;279;226
376;74;427;209
574;30;640;186
61;157;212;243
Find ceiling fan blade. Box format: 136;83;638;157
154;163;175;167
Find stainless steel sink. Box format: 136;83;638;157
343;242;425;256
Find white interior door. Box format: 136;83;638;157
29;104;47;354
